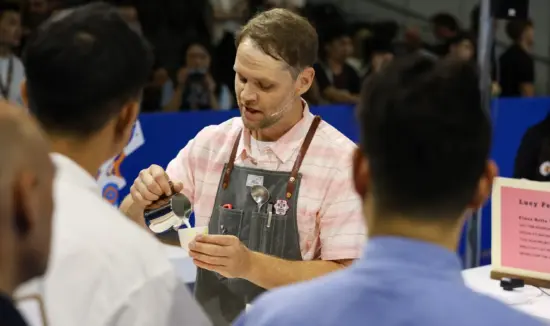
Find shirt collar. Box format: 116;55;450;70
50;153;100;194
357;236;464;280
237;99;315;163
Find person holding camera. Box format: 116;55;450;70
163;40;233;111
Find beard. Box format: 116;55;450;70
238;91;296;131
241;107;283;131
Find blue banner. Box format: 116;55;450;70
102;98;550;265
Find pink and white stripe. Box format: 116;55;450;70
166;103;366;261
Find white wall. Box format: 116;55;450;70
309;0;550;93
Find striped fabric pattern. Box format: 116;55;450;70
166;103;366;261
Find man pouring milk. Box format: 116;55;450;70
121;8;365;326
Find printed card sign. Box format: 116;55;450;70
492;177;550;280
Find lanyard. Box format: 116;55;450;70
0;56;14;99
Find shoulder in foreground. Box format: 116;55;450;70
239;269;355;326
54;183;174;269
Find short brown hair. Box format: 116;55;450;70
236;8;318;74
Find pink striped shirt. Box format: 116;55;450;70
166;103;366;261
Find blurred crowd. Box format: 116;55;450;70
0;0;538;112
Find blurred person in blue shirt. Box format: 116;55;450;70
234;55;545;326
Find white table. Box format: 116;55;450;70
463;265;550;323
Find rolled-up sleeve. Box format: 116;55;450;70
319;164;366;261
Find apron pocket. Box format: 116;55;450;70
218;206;244;237
269;214;290;258
251;212;272;254
249;212;267;251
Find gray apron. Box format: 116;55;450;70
195;116;322;325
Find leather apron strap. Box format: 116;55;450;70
222;115;322;196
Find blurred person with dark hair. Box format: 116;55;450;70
363;37;394;79
346;22;371;75
22;0;51;31
513;113;550;181
17;3;211;326
164;40;233;111
426;12;460;56
0;3;24;105
446;31;475;61
314;26;360;104
0;101;54;326
210;0;248;45
140;63;170;113
431;13;460;40
499;19;535;97
234;55;545;326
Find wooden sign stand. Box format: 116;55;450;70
491;177;550;289
490;270;550;289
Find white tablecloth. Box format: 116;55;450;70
462;265;550;323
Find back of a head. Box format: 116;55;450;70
236;8;318;72
23;2;153;138
320;24;349;45
0;101;54;286
0;2;20;17
505;19;533;42
431;13;460;32
359;55;491;218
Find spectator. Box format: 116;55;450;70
347;22;371;76
141;65;170;112
18;4;211;325
513;114;550;181
164;40;233;111
22;0;53;33
0;3;25;105
446;32;475;61
427;13;460;56
499;19;535;97
209;0;248;45
363;38;394;79
234;55;544;326
0;101;54;326
314;26;360;104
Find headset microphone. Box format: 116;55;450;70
268;91;298;118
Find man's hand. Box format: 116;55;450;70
189;235;252;279
129;164;183;209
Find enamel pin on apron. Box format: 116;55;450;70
274;199;289;216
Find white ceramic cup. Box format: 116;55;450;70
178;226;208;251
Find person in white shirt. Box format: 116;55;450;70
0;3;25;105
16;4;211;326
